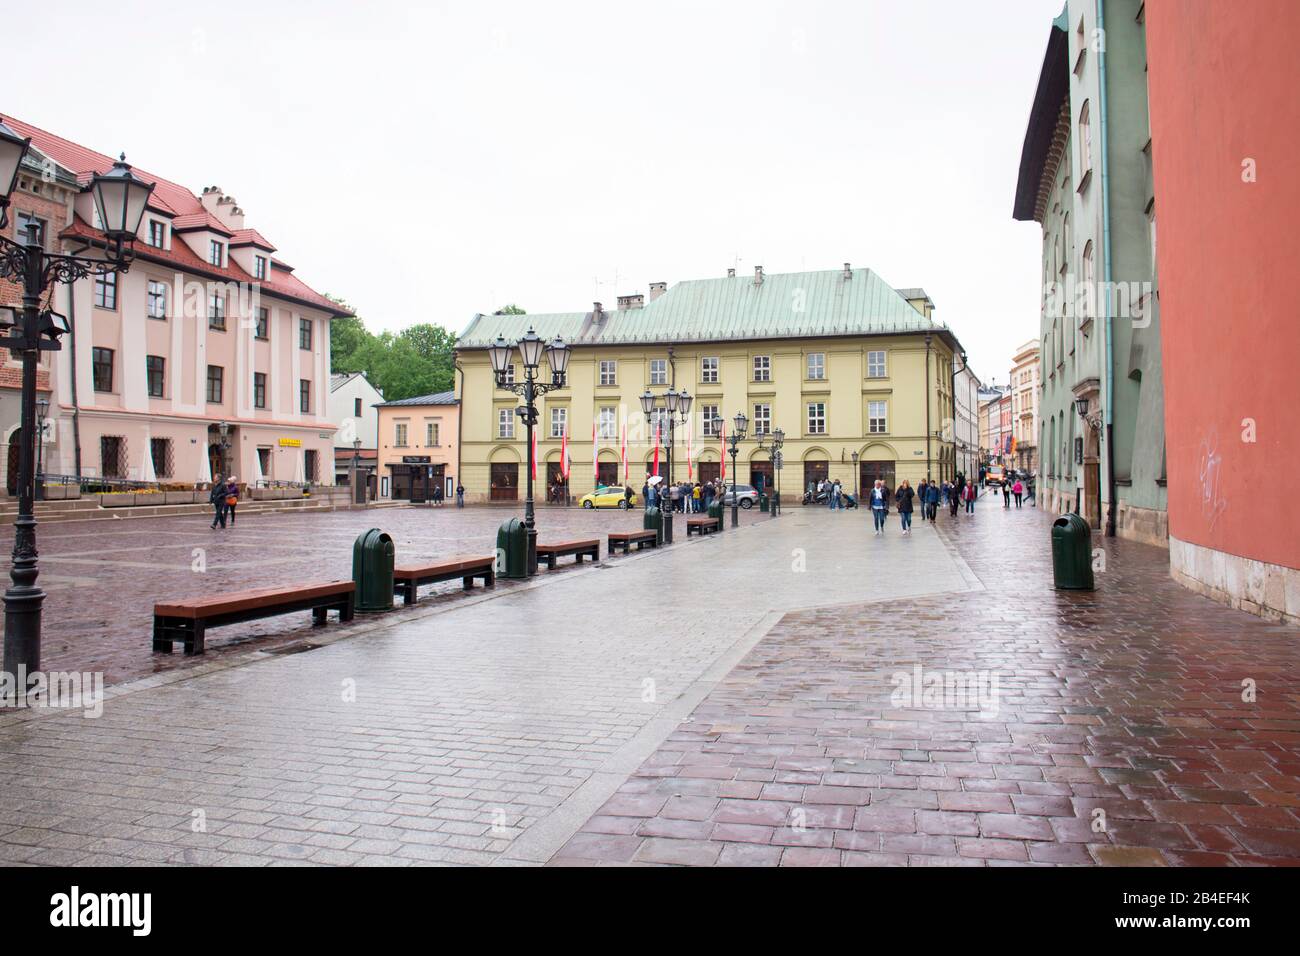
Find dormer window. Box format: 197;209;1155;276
147;220;165;248
209;240;224;267
254;255;267;280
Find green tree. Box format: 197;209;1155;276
324;295;458;402
494;304;526;315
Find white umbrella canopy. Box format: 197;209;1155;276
201;445;213;484
252;447;266;484
140;440;156;483
647;475;663;486
293;449;305;484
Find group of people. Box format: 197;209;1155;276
208;475;240;529
813;478;854;510
860;473;979;536
642;479;725;512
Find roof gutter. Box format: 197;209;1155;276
1097;0;1117;537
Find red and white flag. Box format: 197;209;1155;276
621;422;628;482
530;426;537;481
719;420;726;480
559;427;570;479
686;424;693;480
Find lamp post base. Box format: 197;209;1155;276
3;586;44;687
526;526;538;577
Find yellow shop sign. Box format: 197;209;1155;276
278;438;302;447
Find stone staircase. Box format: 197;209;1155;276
0;487;355;525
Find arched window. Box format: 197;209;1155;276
1081;240;1095;325
1079;100;1092;174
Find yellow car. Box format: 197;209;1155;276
579;485;638;509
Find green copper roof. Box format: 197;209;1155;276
456;268;945;349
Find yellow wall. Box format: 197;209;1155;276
456;332;958;502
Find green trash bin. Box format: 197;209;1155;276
1051;513;1095;590
644;506;664;546
759;493;770;513
707;499;724;529
352;528;395;612
496;517;527;579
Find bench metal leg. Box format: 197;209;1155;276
339;594;355;621
152;617;173;654
183;622;205;656
483;569;496;588
463;574;476;590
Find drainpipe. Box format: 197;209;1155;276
923;333;932;481
1097;0;1117;537
455;358;464;499
65;253;83;477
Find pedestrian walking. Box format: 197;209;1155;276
456;483;465;507
1002;481;1011;509
433;483;444;506
896;480;914;535
869;479;889;535
209;475;228;529
963;481;976;513
224;475;240;526
1012;478;1024;508
925;480;940;521
917;479;928;521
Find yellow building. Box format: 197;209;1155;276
454;266;964;503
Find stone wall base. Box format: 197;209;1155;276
1170;535;1300;625
1116;501;1169;548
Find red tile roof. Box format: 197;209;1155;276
229;228;276;251
5;115;348;317
171;212;234;236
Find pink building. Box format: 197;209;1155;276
1;116;348;491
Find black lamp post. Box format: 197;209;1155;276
851;450;859;500
757;425;784;516
717;411;748;528
488;327;570;576
35;397;48;501
640;386;692;542
217;420;231;478
0;119;155;685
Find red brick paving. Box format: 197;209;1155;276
554;503;1300;866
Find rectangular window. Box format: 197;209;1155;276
100;435;126;479
394;422;408;446
148;220;165;248
807;402;826;434
649;359;667;386
868;400;888;434
150;437;173;478
253;372;267;409
354;397;362;417
498;364;515;387
753;355;771;382
209;293;226;330
701;357;719;384
598;406;617;439
550;406;567;438
146;355;165;398
701;404;720;436
498;408;514;439
426;422;439;446
92;347;114;392
807;353;825;380
206;365;223;404
599;360;616;386
867;350;887;378
255;307;268;339
299;318;312;350
299;379;311;413
209;240;223;266
146;280;167;319
94;272;117;310
753;403;771;436
304;449;319;482
254;255;267;279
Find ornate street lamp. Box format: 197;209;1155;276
719;411;748;528
35;397;48;501
490;327;569;575
640;384;692;542
1;123;154;685
851;450;859;500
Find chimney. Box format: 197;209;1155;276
593;302;604;321
617;294;645;311
200;186;223;213
648;281;667;302
727;268;736;278
754;265;763;285
843;262;852;279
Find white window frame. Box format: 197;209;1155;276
868;400;888;434
701;357;719;384
598;406;617;440
1079;100;1092;175
807;402;826;435
147;280;168;319
649;359;667;386
498;408;515;439
394;422;408;447
498;364;515;387
753;403;771;436
867;350;887;378
426;422;439;447
701;404;720;436
209;239;224;267
806;352;825;381
550;406;567;439
254;255;267;280
599;360;617;386
753;355;771;382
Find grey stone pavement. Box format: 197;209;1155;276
0;505;977;866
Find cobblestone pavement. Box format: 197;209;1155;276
1;503;685;685
555;499;1300;867
0;503;974;866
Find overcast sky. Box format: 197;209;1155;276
9;0;1060;386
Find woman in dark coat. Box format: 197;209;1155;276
209;475;228;529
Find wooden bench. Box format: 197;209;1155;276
393;555;496;605
536;539;599;569
153;580;355;656
686;517;720;536
608;529;659;555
